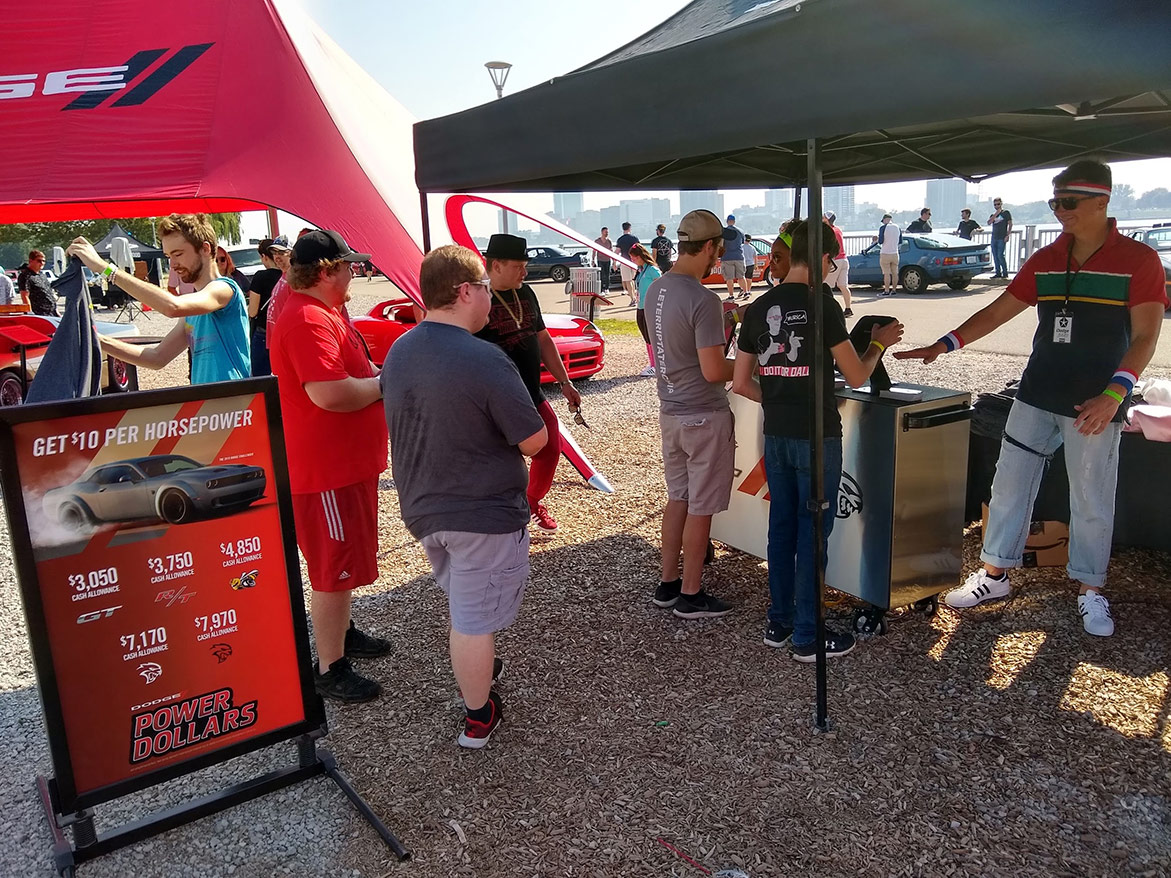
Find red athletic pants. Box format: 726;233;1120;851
527;398;562;509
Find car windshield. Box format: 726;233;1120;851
137;456;202;477
230;248;263;268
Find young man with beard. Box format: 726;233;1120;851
646;209;738;619
734;219;903;661
269;230;391;702
476;234;581;535
66;214;249;383
383;245;546;748
898;160;1166;637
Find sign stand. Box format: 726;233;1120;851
37;733;409;876
0;380;410;875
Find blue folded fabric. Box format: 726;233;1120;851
26;257;102;403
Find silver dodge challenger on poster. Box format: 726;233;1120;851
44;454;267;529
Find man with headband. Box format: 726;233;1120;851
897;160;1167;636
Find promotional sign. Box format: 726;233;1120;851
0;380;324;813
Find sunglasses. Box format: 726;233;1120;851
1048;195;1096;211
215;256;227;264
569;406;590;429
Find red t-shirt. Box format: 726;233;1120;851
270;292;388;493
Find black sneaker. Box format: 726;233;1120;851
653;578;682;608
458;690;502;749
842;308;854;317
791;630;856;663
315;657;382;703
764;621;793;648
672;590;734;619
344;621;392;659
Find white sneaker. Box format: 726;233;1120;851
638;365;656;377
1078;591;1114;637
945;569;1011;609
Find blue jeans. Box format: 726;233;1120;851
764;436;842;647
991;237;1008;276
982;400;1121;588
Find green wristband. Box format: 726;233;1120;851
1101;388;1124;404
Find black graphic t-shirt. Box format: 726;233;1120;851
737;282;850;438
475;283;547;404
616;233;639;259
955;219;980;239
651;235;674;258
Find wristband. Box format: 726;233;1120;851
101;263;117;280
1101;388;1124;404
938;331;965;353
869;340;886;353
1110;369;1137;396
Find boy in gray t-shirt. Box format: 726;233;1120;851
644;209;738;621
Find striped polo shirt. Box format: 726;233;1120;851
1007;219;1167;420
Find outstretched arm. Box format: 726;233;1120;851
894;291;1028;363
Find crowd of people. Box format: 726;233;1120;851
52;158;1166;749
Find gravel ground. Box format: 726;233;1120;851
1;292;1170;877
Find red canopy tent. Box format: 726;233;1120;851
0;0;423;300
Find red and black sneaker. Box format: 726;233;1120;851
458;690;503;749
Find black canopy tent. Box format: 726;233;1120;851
413;0;1171;729
92;223;164;261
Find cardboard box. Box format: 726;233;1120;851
981;504;1070;568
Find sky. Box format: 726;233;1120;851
246;0;1171;241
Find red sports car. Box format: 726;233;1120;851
352;298;606;383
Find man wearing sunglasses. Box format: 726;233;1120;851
646;209;739;619
383;245;546;748
897;160;1167;637
987;198;1013;278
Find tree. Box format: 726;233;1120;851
1111;183;1136;210
0;211;243;252
209;213;242;245
1137;187;1171;210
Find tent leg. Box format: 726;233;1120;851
806;139;830;733
266;208;280;238
792;183;802;219
420;193;432;253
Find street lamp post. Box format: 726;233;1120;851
484;61;512;100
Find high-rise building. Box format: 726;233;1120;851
926;178;969;227
679;190;724;218
569;209;601;237
822;185;856;223
765;188;795;217
553;192;584;222
619;197;671;233
599;205;622;233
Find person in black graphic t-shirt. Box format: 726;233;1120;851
954;209;981;240
650;224;675;272
733;219;903;663
476;234;582;536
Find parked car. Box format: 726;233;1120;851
517;246;587;283
1126;224;1171;307
225;245;265;279
702;237;773;286
44;453;267;529
850;233;991;292
352;297;606;382
0;313;139;406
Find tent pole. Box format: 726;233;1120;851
806;139;830;732
792;183;802;219
266;208;280;238
420;192;432;253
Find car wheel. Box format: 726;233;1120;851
58;501;92;531
107;357;132;392
549;265;570;283
159;489;194;524
946;278;971;291
761;267;772;286
0;370;24;407
900;266;929;294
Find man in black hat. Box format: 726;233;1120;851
477;233;581;535
269;229;391;703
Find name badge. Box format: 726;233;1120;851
1053;312;1073;344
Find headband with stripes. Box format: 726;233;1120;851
1054;181;1112;196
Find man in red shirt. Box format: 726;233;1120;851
270;230;390;701
898;160;1166;637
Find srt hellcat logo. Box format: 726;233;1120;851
210;643;233;663
138;662;163;684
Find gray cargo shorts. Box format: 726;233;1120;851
421;528;530;635
659;408;735;516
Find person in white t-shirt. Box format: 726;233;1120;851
877;213;902;296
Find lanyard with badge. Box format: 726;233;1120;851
1055;240;1103;343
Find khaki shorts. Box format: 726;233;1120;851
659;409;735;516
880;253;899;278
620;263;636;283
826;254;850;289
421;528;530;635
721;259;747;281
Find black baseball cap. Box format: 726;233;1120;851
292;229;370;264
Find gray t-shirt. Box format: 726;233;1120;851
646;273;731;416
382;321;545;539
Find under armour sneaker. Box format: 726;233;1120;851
530;502;559;533
1078;591;1114;637
344;621;392;659
459;691;503;749
638;365;657;377
764;621;794;649
791;629;856;663
672;590;734;619
653;577;682;608
314;657;382;703
945;569;1011;609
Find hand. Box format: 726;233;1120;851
893;341;945;364
1073;394;1120;435
65;237;107;273
871;320;904;349
561;382;582;409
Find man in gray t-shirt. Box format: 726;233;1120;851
383;245;547;750
644;209;738;621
